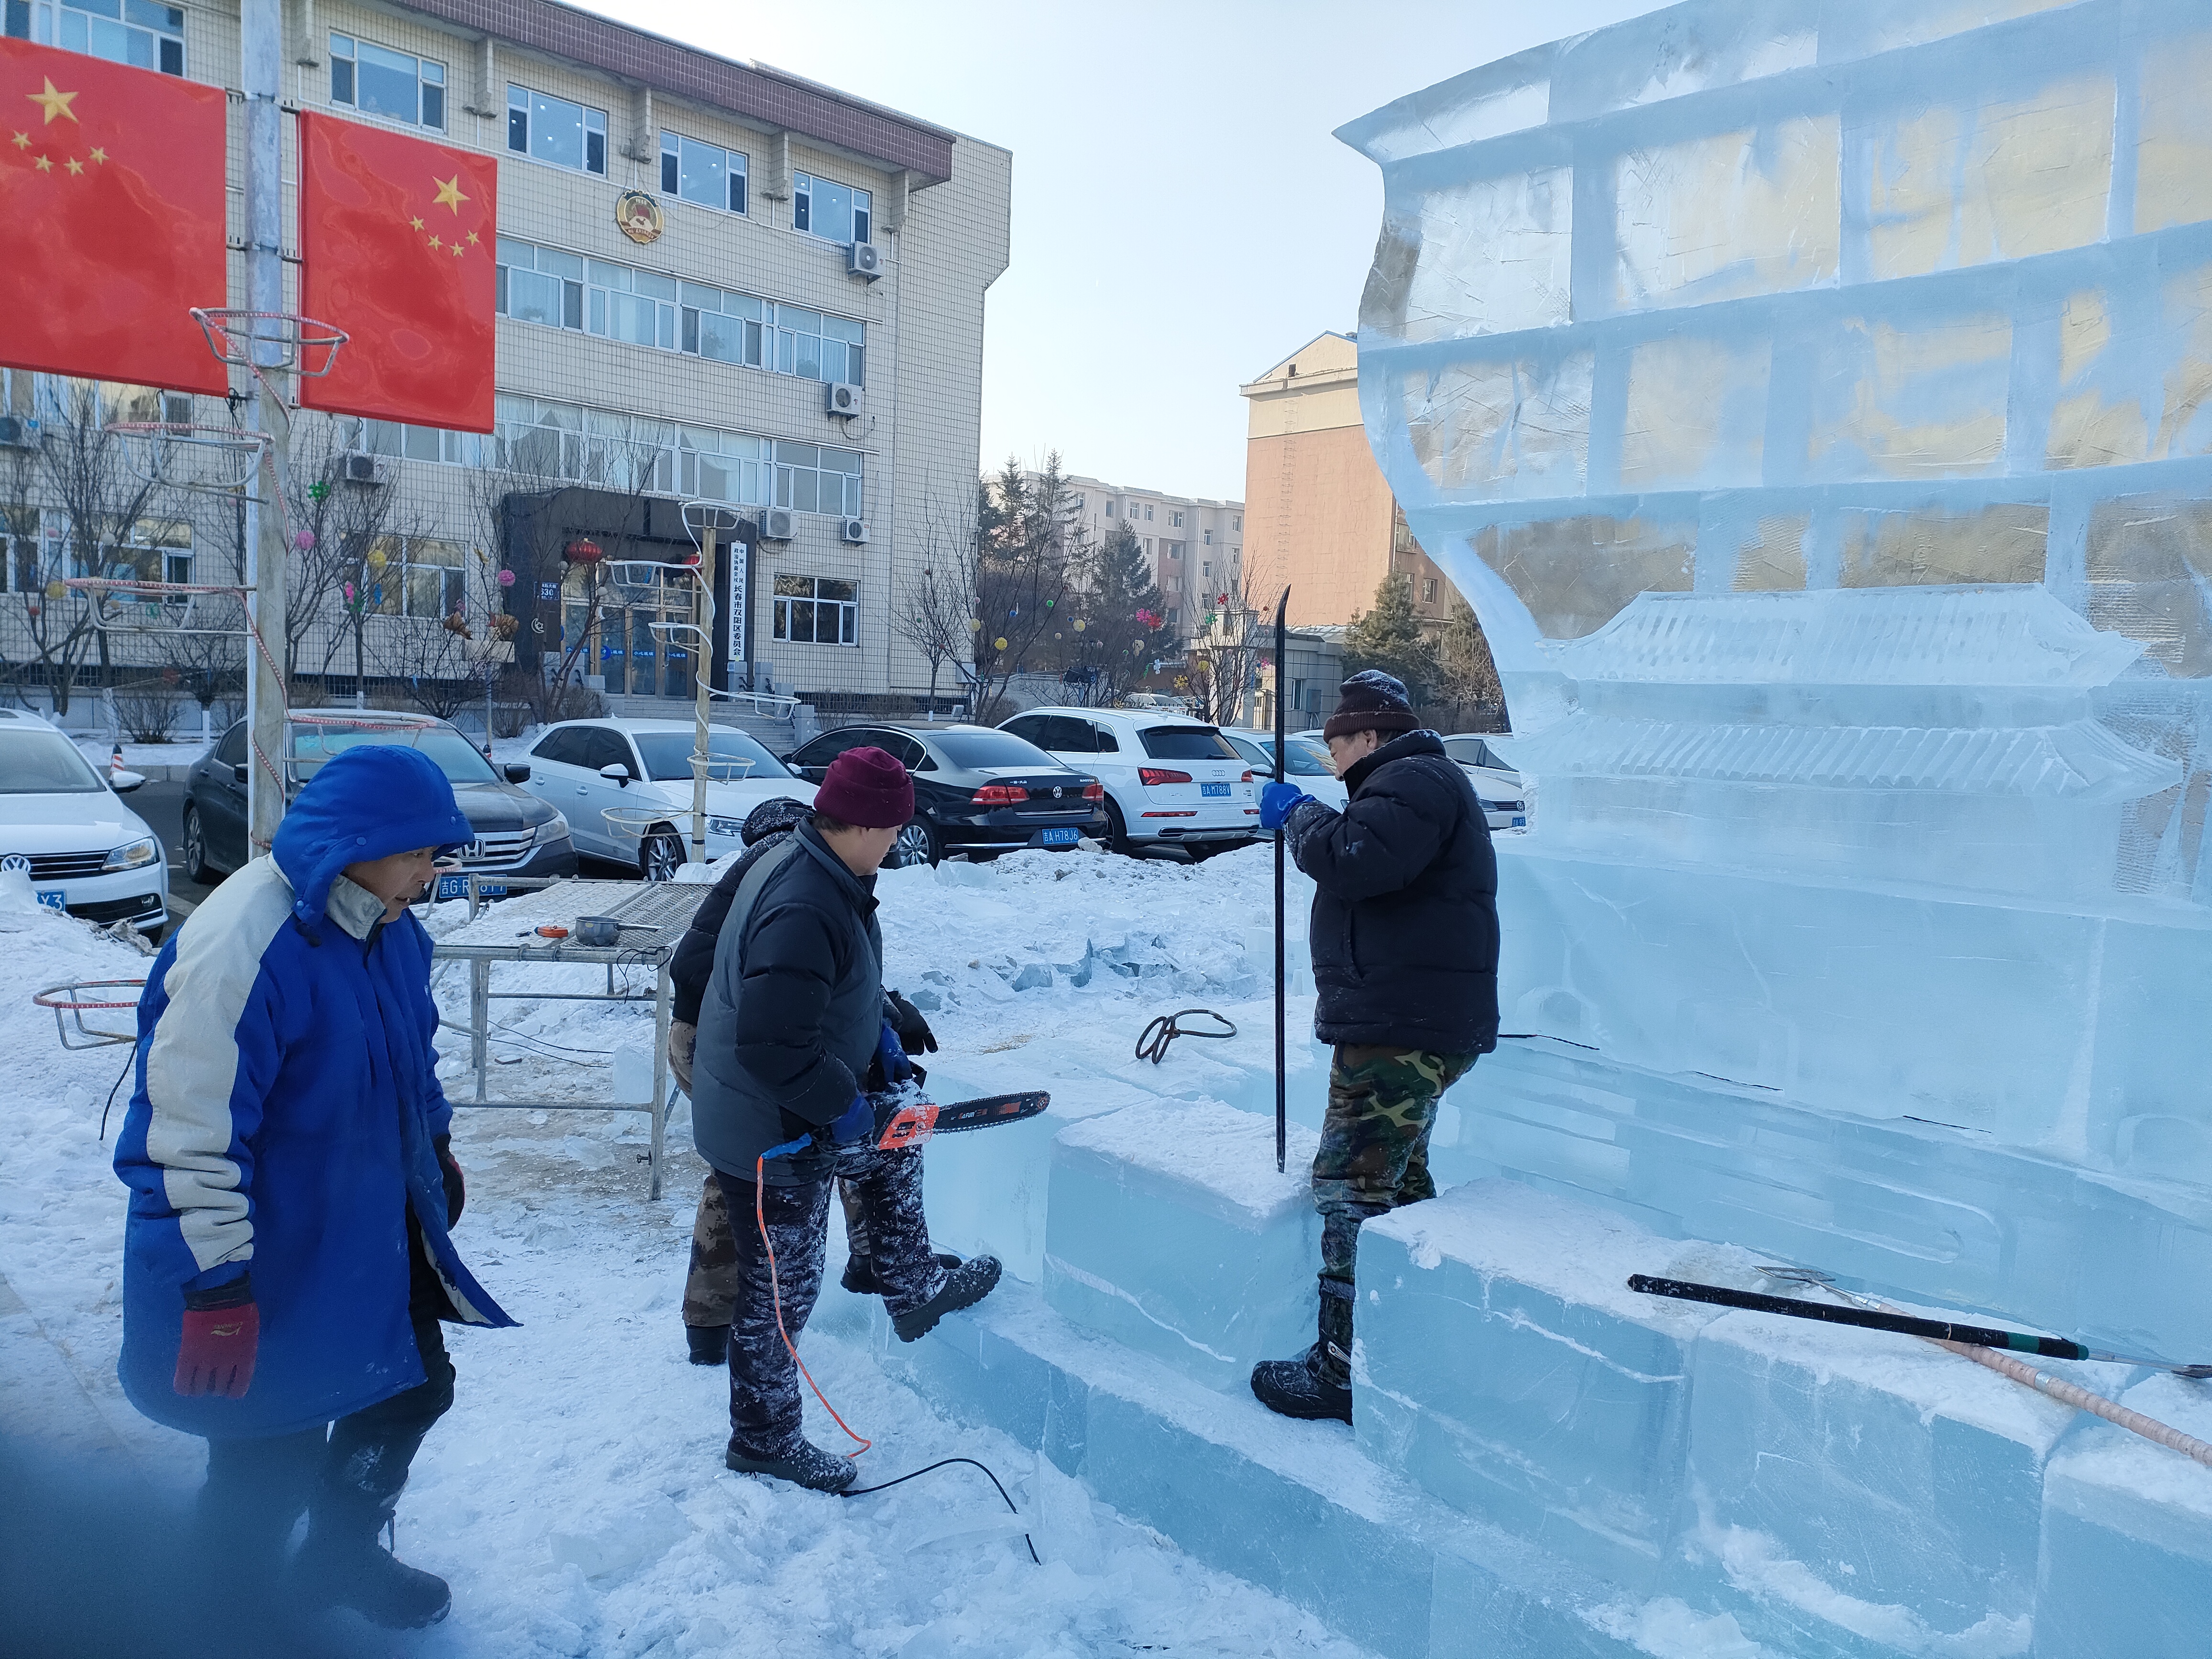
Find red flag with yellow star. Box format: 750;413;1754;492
0;39;227;396
299;112;497;433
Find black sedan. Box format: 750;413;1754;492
782;722;1107;867
183;711;579;893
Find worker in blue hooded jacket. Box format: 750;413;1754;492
113;743;514;1630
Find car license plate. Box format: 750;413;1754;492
435;874;507;900
1200;782;1230;798
1039;827;1080;847
1512;817;1526;829
34;888;65;912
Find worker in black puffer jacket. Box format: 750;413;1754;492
1249;670;1499;1424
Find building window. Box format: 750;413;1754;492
773;441;864;517
773;304;864;384
1104;502;1115;517
497;238;585;330
350;415;480;466
491;396;677;494
773;575;857;645
793;172;871;245
363;535;466;619
1171;511;1183;528
15;0;183;74
1145;505;1154;521
1233;515;1242;531
1202;560;1212;579
1202;529;1211;545
508;84;607;176
1422;577;1438;603
331;34;444;129
1073;495;1084;510
660;130;746;214
682;283;765;368
586;259;676;349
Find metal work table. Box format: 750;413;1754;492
431;878;710;1199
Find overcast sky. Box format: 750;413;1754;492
578;0;1660;504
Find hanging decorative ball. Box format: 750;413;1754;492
993;636;1009;651
1073;618;1086;632
292;529;315;551
44;580;65;600
366;549;388;571
343;581;355;602
564;537;604;564
969;618;982;632
497;568;517;587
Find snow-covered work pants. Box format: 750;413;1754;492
713;1143;946;1458
685;1176;868;1329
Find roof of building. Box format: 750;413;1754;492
398;0;958;185
1243;331;1355;388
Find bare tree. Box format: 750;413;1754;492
892;483;980;716
1433;596;1506;730
969;455;1080;721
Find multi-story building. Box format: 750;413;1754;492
1;0;1009;716
1239;331;1461;632
1062;476;1242;637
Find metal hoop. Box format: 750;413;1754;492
109;420;269;491
62;575;250;639
681;499;745;550
33;978;147;1049
190;308;349;378
600;804;675;843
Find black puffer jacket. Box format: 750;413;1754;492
1283;729;1498;1056
670;796;813;1026
690;820;884;1184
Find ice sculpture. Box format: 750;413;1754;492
1337;0;2212;1362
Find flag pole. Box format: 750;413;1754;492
1272;587;1289;1175
241;0;290;854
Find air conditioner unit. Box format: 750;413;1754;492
760;508;795;542
825;381;863;419
0;415;37;448
337;452;384;486
840;518;868;545
846;241;882;280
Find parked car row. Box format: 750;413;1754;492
7;697;1525;919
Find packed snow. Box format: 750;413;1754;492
0;843;1375;1658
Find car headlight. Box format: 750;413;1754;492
533;812;572;846
104;836;159;871
707;816;744;840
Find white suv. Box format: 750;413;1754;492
0;708;169;938
999;706;1258;858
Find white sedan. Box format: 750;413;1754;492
520;718;815;878
0;708;169;937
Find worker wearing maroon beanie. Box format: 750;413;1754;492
688;746;1001;1490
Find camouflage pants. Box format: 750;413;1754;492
685;1175;868;1329
1313;1045;1476;1294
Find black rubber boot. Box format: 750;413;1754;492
725;1437;857;1493
1250;1283;1354;1424
294;1505;451;1629
841;1250;962;1295
686;1323;730;1365
892;1254;1003;1341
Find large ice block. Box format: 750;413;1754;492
1681;1305;2101;1656
2036;1374;2212;1659
1354;1180;1753;1589
1042;1101;1320;1391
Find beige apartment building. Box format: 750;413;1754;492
1240;332;1460;633
1;0;1009;715
1063;476;1243;638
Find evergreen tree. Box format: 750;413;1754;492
1342;571;1437;702
1072;520;1165;705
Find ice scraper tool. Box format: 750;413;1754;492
1628;1274;2212;1377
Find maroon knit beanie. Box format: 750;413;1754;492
1321;669;1419;742
813;745;914;828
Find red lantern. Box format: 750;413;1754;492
564;538;604;565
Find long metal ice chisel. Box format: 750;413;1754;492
1627;1274;2212;1378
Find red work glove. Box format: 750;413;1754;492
175;1274;258;1399
436;1134;465;1228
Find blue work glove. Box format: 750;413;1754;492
830;1094;874;1148
1260;781;1312;830
876;1021;914;1086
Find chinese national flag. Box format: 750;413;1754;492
299;112;497;432
0;39;227;396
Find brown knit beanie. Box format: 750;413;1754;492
1321;670;1418;742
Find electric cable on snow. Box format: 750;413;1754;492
839;1457;1042;1565
1134;1007;1236;1065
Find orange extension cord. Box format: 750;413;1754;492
755;1152;871;1460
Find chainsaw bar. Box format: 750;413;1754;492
874;1089;1051;1150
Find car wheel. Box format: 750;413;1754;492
1103;798;1135;857
638;825;685;883
890;816;940;869
181;804;217;885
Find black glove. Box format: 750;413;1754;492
885;990;938;1055
435;1133;465;1228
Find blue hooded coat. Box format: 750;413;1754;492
113;745;514;1440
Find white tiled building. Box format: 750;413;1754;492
1;0;1010;710
1062;476;1243;638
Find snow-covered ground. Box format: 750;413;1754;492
0;845;1366;1658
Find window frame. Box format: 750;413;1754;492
507;82;608;177
659;128;748;216
19;0;184;75
771;573;860;648
792;170;873;246
329;32;445;130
